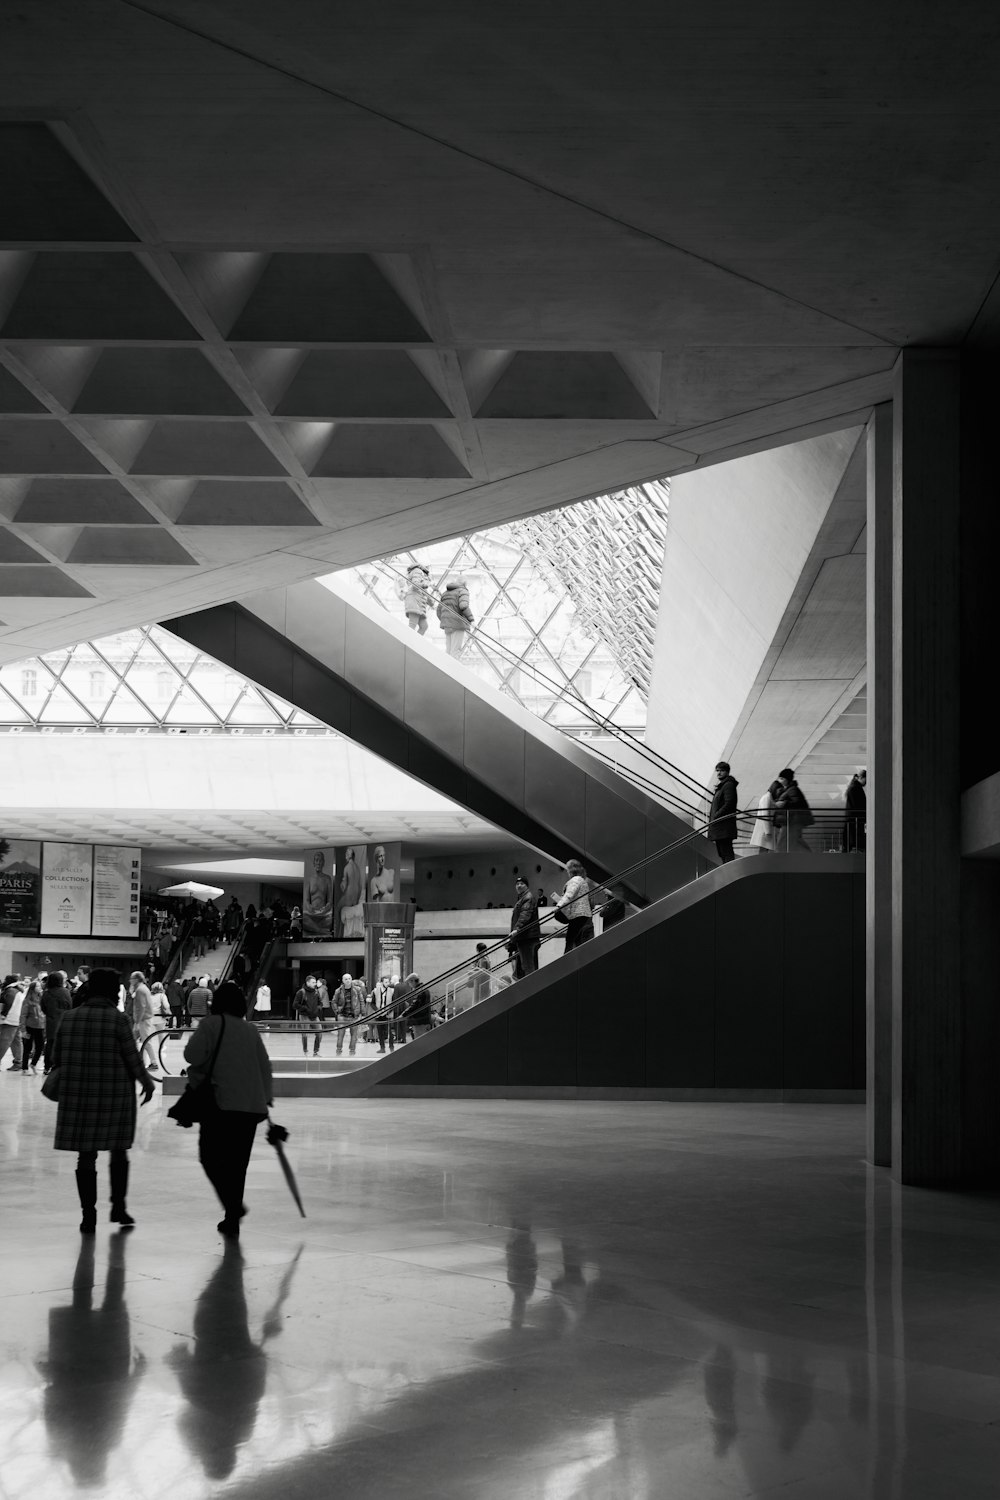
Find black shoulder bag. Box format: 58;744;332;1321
167;1015;226;1128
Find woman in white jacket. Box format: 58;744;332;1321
184;981;273;1238
748;780;782;853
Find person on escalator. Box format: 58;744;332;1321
552;860;595;951
508;878;541;978
223;898;243;942
436;577;474;659
707;762;739;864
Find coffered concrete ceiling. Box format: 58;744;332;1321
1;1;998;663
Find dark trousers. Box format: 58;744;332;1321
198;1111;261;1223
714;838;736;864
513;940;540;978
564;917;594;951
43;1030;58;1071
21;1029;45;1069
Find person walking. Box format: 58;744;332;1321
333;972;365;1056
774;768;813;852
370;974;396;1052
748;779;783;855
187;975;213;1029
552;860;595;951
182;981;273;1238
223;897;243;942
128;971;159;1075
508;877;541;978
41;970;73;1073
400;562;431;634
20;980;46;1073
50;967;156;1232
1;975;26;1070
436;576;474;658
708;762;740;864
292;976;323;1056
845;769;867;852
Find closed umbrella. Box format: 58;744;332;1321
158;881;225;902
266;1116;306;1218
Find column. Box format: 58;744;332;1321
890;349;962;1184
865;402;892;1167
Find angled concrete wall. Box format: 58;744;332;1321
646;428;866;803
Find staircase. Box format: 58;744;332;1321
177;942;233;984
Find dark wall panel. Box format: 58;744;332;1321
403;650;466;763
167;604;236;664
645;894;715;1085
508;980;578;1086
715;876;783;1086
577;938;646;1086
438;1012;509;1086
234;611;294;697
387;1049;440;1085
464;693;525;809
291;651;351;733
851;871;866;1088
523;737;587;850
783;875;853;1087
584;779;646;892
350;697;409;768
407;738;471;811
344;608;406;719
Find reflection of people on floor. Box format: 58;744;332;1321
168;1241;300;1479
703;1343;738;1457
761;1353;817;1453
506;1225;538;1328
38;1234;145;1488
368;844;395;903
339;848;364;938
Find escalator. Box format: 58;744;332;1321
165;581;713;902
318;829;865;1100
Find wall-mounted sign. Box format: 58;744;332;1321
40;842;94;937
92;846;141;939
0;837;41;935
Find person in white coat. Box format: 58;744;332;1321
748;780;782;854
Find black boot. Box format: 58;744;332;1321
76;1165;98;1235
109;1156;135;1227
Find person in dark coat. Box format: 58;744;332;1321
51;967;156;1233
845;769;866;852
41;971;72;1073
707;762;739;863
774;769;813;852
183;982;273;1238
508;877;541;977
436;576;474;658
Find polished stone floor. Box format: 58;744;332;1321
1;1083;999;1499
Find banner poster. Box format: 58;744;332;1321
0;837;41;935
366;917;413;985
41;842;94;937
367;842;401;906
302;848;336;937
92;845;141;938
333;844;368;940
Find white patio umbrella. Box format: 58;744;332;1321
157;880;225;902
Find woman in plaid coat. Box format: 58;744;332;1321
51;967;156;1234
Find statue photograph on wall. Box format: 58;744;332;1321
334;846;368;939
302;847;336;937
368;842;400;904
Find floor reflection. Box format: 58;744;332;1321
37;1233;145;1489
168;1243;301;1480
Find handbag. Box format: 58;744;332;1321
40;1067;61;1101
167;1015;226;1128
553;906;569;924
